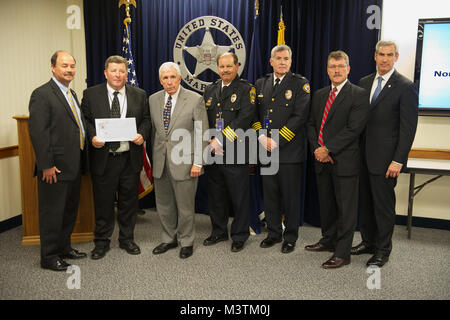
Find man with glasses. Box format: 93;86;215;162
306;51;369;269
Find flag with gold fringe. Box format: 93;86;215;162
119;0;153;199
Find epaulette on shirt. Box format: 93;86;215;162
292;73;311;93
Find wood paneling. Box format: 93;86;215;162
0;145;18;159
409;148;450;160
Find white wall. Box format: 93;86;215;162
382;0;450;220
0;0;86;222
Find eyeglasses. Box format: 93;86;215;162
327;65;348;70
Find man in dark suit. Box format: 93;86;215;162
352;41;418;267
29;51;88;271
252;44;311;253
81;55;150;260
149;62;209;259
306;51;370;269
203;52;257;252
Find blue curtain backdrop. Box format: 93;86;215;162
83;0;382;227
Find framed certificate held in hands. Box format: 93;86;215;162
95;118;137;142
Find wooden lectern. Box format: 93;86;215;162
14;115;94;245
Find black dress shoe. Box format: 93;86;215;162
231;241;245;252
41;258;70;271
91;246;110;260
180;246;193;259
203;234;228;246
281;241;296;254
322;256;350;269
366;253;389;267
152;242;178;255
351;242;376;255
304;242;334;252
60;249;87;260
260;237;282;248
120;241;141;255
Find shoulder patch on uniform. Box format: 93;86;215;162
250;87;256;104
303;83;311;93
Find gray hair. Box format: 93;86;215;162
104;55;127;70
375;40;399;55
327;50;350;66
159;62;181;78
271;44;292;59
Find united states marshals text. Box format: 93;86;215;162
174;18;244;50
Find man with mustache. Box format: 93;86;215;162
81;55;150;260
29;51;88;271
306;51;370;269
202;52;257;252
352;41;418;267
252;45;311;253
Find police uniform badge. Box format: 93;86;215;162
231;93;237;103
250;87;256;104
303;83;311;93
285;90;292;100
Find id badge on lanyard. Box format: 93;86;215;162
216;112;224;131
264;110;270;129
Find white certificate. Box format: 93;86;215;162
95;118;137;142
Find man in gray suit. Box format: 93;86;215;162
149;62;209;259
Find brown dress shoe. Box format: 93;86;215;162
304;242;334;252
322;256;350;269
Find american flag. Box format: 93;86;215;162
122;22;153;199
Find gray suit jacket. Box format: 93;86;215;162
149;86;209;181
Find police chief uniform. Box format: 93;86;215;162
253;72;311;251
203;76;257;249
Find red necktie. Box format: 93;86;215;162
318;87;337;146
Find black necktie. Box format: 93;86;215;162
272;78;280;96
109;91;120;151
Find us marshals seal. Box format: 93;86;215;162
173;16;246;93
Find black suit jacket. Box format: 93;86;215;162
307;81;370;176
358;70;418;175
29;79;88;181
254;72;311;163
81;83;151;175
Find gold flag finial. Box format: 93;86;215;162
119;0;137;36
277;5;285;45
255;0;259;17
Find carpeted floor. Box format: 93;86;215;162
0;209;449;300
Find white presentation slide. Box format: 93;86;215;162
418;23;450;109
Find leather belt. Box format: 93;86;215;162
109;151;129;157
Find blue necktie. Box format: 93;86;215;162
371;76;383;106
163;95;172;133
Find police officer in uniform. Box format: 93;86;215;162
252;45;311;253
203;52;257;252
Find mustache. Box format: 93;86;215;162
64;72;74;76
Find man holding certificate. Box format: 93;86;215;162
81;55;150;260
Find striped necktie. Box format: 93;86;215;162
318;86;337;147
163;95;172;133
66;89;85;150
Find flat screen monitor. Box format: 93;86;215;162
414;18;450;116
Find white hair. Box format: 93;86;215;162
159;62;181;78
